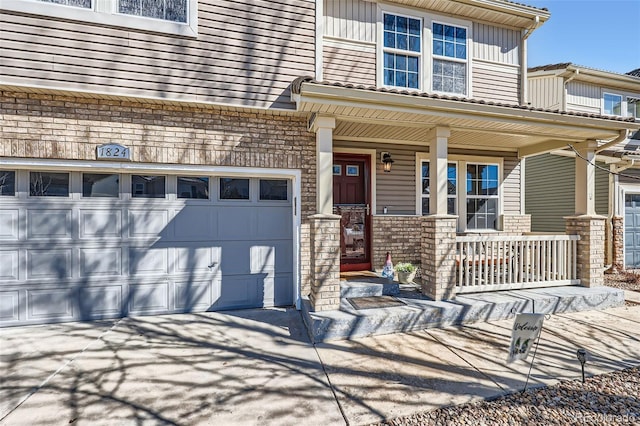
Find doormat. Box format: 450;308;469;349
347;296;405;310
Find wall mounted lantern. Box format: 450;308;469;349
381;152;394;173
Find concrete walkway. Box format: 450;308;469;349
2;305;639;426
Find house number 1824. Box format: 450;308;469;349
96;144;131;160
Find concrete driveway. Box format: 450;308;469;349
0;308;344;426
2;305;639;426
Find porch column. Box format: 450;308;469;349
574;140;597;216
309;214;341;311
429;127;451;215
567;140;605;288
421;216;457;300
312;115;336;215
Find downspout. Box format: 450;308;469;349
520;16;541;106
596;129;630;153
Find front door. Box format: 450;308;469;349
333;154;371;271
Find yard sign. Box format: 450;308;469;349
506;313;545;363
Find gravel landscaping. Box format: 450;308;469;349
370;366;639;426
368;274;640;426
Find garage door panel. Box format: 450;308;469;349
129;282;169;313
273;274;293;306
256;206;292;239
129;247;168;275
80;210;122;239
0;291;19;322
0;210;19;240
175;246;219;273
80;248;122;277
217;207;254;239
173;206;215;240
174;280;214;311
129;210;169;238
27;249;72;279
0;250;19;280
27;288;74;321
78;286;123;318
215;275;261;309
27;209;72;239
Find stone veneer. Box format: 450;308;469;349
566;216;606;288
309;214;341;311
371;215;423;270
610;216;624;269
421;216;457;300
500;214;532;235
0;90;318;295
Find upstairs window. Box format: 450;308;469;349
383;13;421;89
628;97;640;120
604;93;623;116
38;0;90;7
119;0;187;23
432;22;467;95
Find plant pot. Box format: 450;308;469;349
397;270;416;284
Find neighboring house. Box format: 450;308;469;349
525;64;640;268
1;0;638;327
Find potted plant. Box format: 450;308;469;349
395;262;416;284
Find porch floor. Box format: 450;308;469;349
301;279;625;343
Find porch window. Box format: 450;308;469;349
604;93;622;116
420;161;457;215
465;163;499;230
38;0;91;7
383;13;421;89
432;22;467;95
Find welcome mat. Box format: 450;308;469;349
347;296;406;310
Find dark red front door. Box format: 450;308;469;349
333;154;371;271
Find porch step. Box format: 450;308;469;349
340;278;400;298
301;285;625;343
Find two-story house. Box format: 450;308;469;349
1;0;638;328
525;64;640;269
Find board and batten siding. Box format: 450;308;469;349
472;61;520;104
323;42;376;86
528;76;564;110
334;141;522;217
0;0;315;110
472;23;519;65
525;154;609;232
566;81;601;115
324;0;376;43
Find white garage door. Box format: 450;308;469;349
0;170;294;327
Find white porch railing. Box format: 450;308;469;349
455;234;580;293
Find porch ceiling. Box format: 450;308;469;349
293;80;640;157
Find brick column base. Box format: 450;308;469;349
309;214;341;311
500;214;532;235
566;215;606;288
421;215;457;301
611;216;624;271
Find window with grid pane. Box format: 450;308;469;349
627;97;640;119
119;0;187;23
465;164;499;230
383;13;421;89
421;161;457;215
37;0;91;7
432;22;467;95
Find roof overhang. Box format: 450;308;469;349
529;65;640;92
292;79;640;158
385;0;550;30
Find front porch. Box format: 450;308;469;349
302;278;624;342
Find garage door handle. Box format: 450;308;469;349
208;262;217;269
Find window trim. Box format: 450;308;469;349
376;4;472;96
416;153;503;232
603;92;623;117
1;0;198;37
